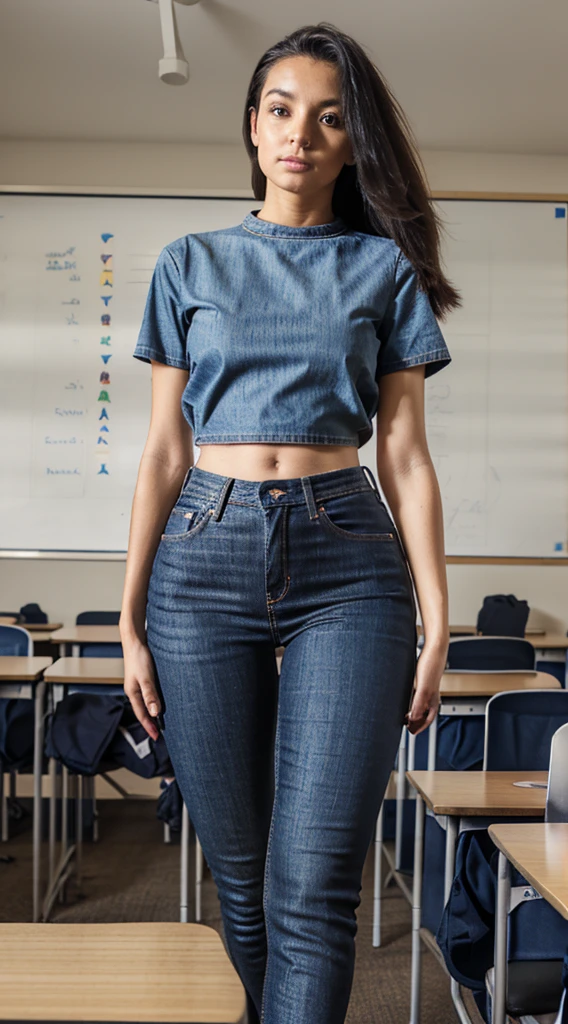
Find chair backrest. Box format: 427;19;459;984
545;722;568;822
76;611;121;625
0;624;33;656
446;635;535;671
484;689;568;770
75;611;122;658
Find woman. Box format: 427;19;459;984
120;22;461;1024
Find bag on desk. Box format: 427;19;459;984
19;602;48;624
476;593;529;637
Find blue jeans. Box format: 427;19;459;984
146;463;417;1024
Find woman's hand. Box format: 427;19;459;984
404;640;448;735
122;638;162;742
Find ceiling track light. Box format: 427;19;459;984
146;0;201;86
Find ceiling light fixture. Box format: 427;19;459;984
147;0;201;86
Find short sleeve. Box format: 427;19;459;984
375;249;452;379
133;246;189;370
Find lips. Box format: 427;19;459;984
280;157;311;168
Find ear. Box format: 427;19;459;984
249;106;258;147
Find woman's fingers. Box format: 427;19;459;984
126;681;161;741
123;645;162;741
404;687;440;735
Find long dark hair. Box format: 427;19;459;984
242;22;462;320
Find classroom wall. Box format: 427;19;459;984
1;140;568;631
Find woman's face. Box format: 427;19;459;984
249;56;355;203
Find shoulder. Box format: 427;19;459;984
163;223;244;261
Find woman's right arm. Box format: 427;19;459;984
119;360;193;740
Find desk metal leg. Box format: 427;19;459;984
493;851;510;1024
33;680;46;923
0;755;6;842
443;818;473;1023
427;716;437;770
196;834;203;922
410;794;424;1024
395;728;407;870
48;758;57;881
372;802;384;947
180;802;189;923
76;774;83;888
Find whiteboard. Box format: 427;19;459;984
0;193;566;558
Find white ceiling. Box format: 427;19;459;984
1;0;567;155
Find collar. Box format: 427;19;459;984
241;209;348;239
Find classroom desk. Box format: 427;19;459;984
405;769;548;1024
0;655;53;922
42;657;125;919
42;657;197;925
50;625;121;658
488;822;568;1024
0;921;246;1022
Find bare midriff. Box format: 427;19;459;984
196;443;360;482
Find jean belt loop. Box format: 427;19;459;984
362;464;380;495
212;476;235;522
301;476;319;520
176;464;193;503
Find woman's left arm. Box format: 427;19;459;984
375;363;449;735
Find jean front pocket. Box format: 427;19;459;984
316;488;396;542
161;495;214;542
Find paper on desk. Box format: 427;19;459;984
513;781;548;789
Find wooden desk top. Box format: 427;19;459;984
44;657;124;684
0;656;53;680
416;626;568;648
440;670;560;698
0;921;245;1022
50;625;122;644
406;770;548;817
488;823;568;921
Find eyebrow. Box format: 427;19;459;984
264;88;342;107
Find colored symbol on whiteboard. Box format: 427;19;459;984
101;354;112;364
100;372;110;384
100;254;113;266
554;541;564;550
100;336;111;345
98;463;109;475
98;390;111;402
554;208;566;218
97;436;109;445
100;295;112;307
99;425;109;433
100;271;113;286
101;315;111;326
98;408;109;421
101;233;114;243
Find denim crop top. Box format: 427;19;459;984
133;209;452;448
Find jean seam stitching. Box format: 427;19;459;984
317;508;395;542
259;701;281;1024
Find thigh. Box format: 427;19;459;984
272;613;416;873
148;633;279;885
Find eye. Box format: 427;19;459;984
268;105;343;128
321;113;343;128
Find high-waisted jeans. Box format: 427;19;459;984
145;463;417;1024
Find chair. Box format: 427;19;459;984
0;624;34;841
485;720;568;1021
484;690;568;770
545;721;568;823
76;610;123;658
447;635;536;671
